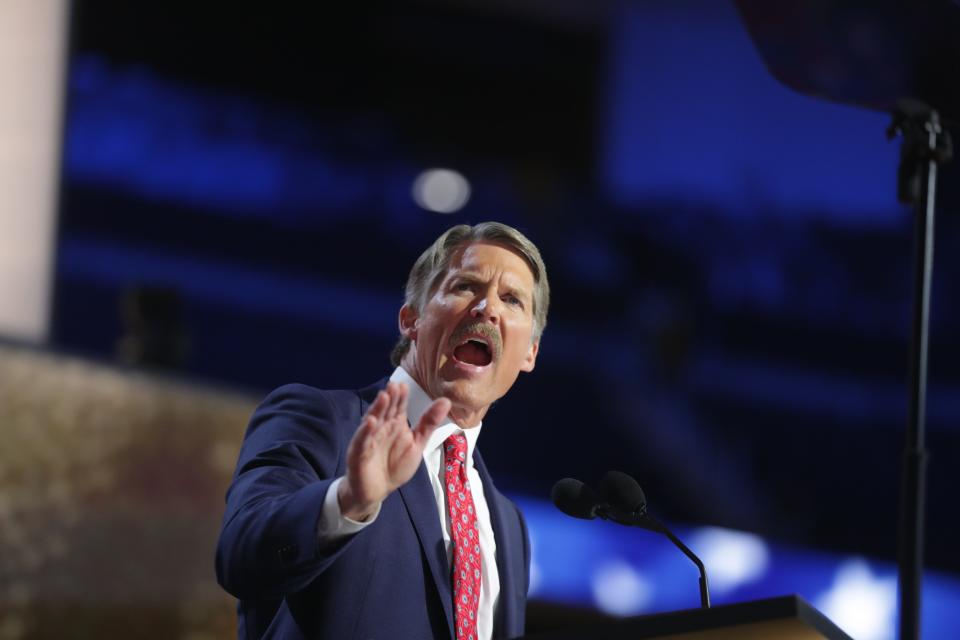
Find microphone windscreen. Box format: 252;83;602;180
599;470;647;514
550;478;601;520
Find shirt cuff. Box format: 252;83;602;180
317;476;381;543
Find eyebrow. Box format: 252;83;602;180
450;272;532;300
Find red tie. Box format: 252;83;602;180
444;434;481;640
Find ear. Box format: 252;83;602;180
398;304;419;340
520;338;539;373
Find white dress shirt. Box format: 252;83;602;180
317;367;501;640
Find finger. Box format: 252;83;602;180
388;383;409;428
396;384;410;428
384;382;402;422
412;397;451;446
363;388;393;449
364;390;389;422
356;407;379;436
345;425;370;471
364;397;391;444
386;385;409;439
370;413;391;444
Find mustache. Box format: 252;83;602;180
450;322;503;360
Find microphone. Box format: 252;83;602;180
549;475;658;530
550;478;603;520
550;471;712;608
598;469;651;525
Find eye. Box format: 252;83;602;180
454;281;474;292
504;294;523;307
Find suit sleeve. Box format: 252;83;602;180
215;384;359;600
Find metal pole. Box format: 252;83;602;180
891;103;950;640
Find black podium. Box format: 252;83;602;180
526;595;852;640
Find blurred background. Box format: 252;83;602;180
2;0;960;638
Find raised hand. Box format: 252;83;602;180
337;382;451;521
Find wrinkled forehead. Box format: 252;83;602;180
443;241;536;285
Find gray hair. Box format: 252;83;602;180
390;222;550;366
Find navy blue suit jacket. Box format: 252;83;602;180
216;379;530;639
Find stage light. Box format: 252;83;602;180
412;168;470;213
590;560;652;616
689;526;769;594
816;559;896;640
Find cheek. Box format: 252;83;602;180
428;300;466;329
417;314;452;346
504;331;535;360
425;296;459;317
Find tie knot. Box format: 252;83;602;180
443;433;468;466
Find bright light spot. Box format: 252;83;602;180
689;526;770;594
591;560;652;617
412;168;471;213
528;530;542;596
529;561;542;597
816;559;896;640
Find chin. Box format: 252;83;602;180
441;380;494;414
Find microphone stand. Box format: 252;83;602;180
596;506;711;609
887;99;953;640
646;514;711;609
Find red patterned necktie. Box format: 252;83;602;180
444;433;481;640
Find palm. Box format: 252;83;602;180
340;382;450;520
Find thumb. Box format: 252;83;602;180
413;397;451;444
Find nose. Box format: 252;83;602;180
470;292;501;324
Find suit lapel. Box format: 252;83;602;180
398;466;456;638
474;448;521;639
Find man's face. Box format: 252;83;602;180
400;241;539;427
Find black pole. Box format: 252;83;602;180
887;100;952;640
644;514;711;609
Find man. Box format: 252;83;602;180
216;222;549;639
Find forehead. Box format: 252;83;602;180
446;241;535;284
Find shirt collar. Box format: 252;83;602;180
389;366;482;463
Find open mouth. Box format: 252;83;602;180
452;337;493;367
